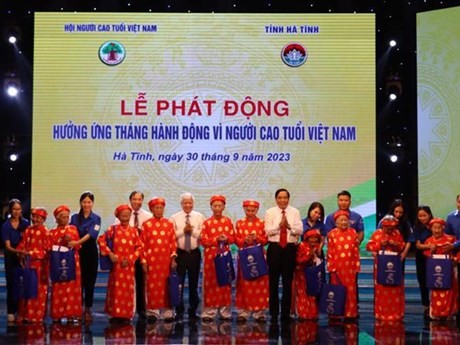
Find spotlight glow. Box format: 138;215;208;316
390;155;398;163
8;36;17;44
389;93;397;101
9;153;18;162
6;85;19;97
389;40;397;47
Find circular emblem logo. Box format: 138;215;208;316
281;43;307;67
99;41;126;66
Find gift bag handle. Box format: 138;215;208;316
329;271;344;286
55;244;73;254
23;255;31;269
431;252;451;259
243;238;259;248
218;240;227;254
379;245;401;256
380;244;397;254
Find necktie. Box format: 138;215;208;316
185;214;191;252
133;212;139;231
280;210;288;248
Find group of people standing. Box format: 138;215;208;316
368;197;460;321
2;189;460;325
1;192;101;324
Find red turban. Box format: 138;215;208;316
31;207;48;219
114;204;132;218
381;215;398;227
148;197;166;208
242;199;260;208
333;210;350;221
210;195;226;205
304;229;321;239
53;205;70;218
429;218;446;228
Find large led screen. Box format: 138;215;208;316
33;13;375;248
417;6;460;217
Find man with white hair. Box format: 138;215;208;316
170;192;205;319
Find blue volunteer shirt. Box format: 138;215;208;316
446;209;460;249
324;209;364;234
413;224;431;245
70;212;101;240
1;217;29;248
301;218;326;241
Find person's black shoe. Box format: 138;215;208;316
110;317;130;325
109;317;119;324
236;316;247;323
188;309;198;320
201;316;213;323
344;317;358;323
147;315;157;324
280;314;291;322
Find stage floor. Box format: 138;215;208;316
0;301;459;344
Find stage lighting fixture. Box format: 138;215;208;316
390;154;398;163
4;25;21;44
9;153;18;162
387;136;404;148
386;71;402;101
389;40;397;47
386;82;401;101
6;84;18;97
3;77;20;97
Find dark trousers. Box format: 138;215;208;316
80;238;98;308
266;242;297;319
175;248;201;313
415;251;429;307
135;259;145;314
4;253;20;315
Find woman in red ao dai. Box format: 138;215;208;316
423;218;458;320
98;204;143;322
234;199;269;322
49;205;83;323
200;195;235;321
140;197;178;322
366;215;405;321
292;229;322;320
16;207;51;323
326;210;361;319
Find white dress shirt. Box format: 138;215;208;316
114;207;152;229
170;210;205;251
264;205;303;243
